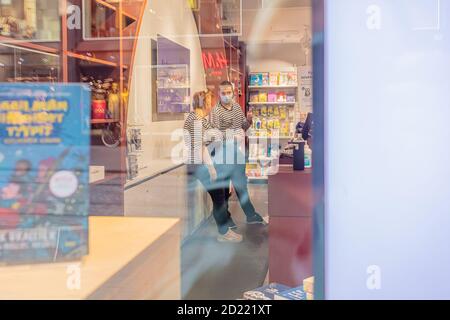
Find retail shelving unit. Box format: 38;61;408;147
246;68;299;182
0;0;147;215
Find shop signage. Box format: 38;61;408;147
202;50;228;70
0;83;90;264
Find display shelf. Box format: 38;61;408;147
248;85;298;89
61;0;148;215
0;36;59;54
247;68;299;180
248;176;269;180
249;102;296;105
248;156;277;162
67;51;118;67
91;119;120;124
248;136;292;139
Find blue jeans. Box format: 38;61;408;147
213;143;257;218
187;164;230;234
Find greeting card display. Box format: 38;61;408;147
0;84;91;264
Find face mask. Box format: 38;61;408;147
220;94;233;105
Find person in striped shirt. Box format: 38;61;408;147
209;81;267;228
184;91;243;242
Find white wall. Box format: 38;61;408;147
127;0;207;182
244;6;312;114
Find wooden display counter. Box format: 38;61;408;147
268;165;313;287
0;216;180;300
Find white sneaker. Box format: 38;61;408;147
217;229;243;243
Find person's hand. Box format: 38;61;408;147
246;110;253;123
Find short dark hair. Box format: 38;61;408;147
219;81;233;88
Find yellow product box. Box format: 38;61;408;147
303;276;314;294
258;92;268;102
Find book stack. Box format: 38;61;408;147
243;283;291;300
274;286;307;300
303;276;314;300
243;283;311;301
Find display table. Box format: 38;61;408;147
268;165;313;287
0;216;180;300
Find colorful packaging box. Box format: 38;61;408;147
243;283;291;300
287;93;296;102
0;84;91;265
258;92;268;103
287;72;298;85
250;73;263;86
277;92;287;102
249;92;259;103
268;92;277;102
303;276;314;294
279;72;289;85
274;286;307;300
261;73;269;86
269;72;279;86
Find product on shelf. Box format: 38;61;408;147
287;72;298;85
261;106;267;116
273;106;280;117
92;84;107;120
281;122;290;136
268;92;277;102
303;276;314;295
249;92;259;103
261;73;269;86
82;76;118;121
277;91;287;102
267;106;273;116
269;72;279;86
261;118;267;130
0;16;36;39
249;73;263;86
258;92;268;103
279;72;289;85
274;286;307;300
254;117;261;130
108;83;120;120
287;93;296;102
304;143;312;168
279;106;287;120
274;118;281;129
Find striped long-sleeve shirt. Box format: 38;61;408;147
209;102;251;142
183;112;222;164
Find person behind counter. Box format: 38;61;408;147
184;91;243;243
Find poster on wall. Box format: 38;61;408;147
299;66;313;108
157;35;191;114
0;83;91;264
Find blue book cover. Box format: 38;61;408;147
0;83;91;264
243;283;291;300
250;73;263;86
274;286;307;300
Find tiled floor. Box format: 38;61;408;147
181;184;269;300
124;167;269;300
